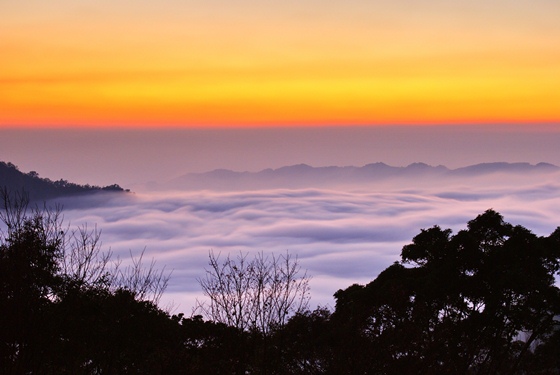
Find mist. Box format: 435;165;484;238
53;169;560;313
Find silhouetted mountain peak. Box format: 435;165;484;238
275;164;314;173
450;162;559;176
363;162;393;170
169;161;558;191
535;162;558;170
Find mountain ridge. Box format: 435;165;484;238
167;162;559;190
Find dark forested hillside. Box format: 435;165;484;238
0;161;128;201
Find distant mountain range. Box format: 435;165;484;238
167;162;560;190
0;161;128;202
3;160;558;197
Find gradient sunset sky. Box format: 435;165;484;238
2;0;560;128
3;1;560;313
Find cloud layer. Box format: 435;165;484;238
57;172;560;313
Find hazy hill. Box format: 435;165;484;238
0;161;129;202
449;162;558;175
167;162;559;190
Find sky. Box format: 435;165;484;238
1;125;560;187
2;0;560;315
2;0;560;127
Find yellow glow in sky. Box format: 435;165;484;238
1;0;560;127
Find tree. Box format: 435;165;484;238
270;308;334;375
176;314;251;375
196;250;311;334
51;287;183;374
332;210;560;374
0;189;66;373
0;188;174;373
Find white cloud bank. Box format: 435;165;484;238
57;171;560;313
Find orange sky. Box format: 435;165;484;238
2;0;560;128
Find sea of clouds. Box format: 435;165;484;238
56;171;560;314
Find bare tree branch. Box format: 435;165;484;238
1;188;170;307
196;250;310;334
113;248;171;306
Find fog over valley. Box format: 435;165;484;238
41;162;560;312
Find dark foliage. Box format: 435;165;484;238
331;210;560;374
0;190;175;374
0;161;128;202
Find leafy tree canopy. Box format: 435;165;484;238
332;209;560;374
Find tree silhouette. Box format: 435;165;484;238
332;210;560;374
0;189;175;374
196;250;311;334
